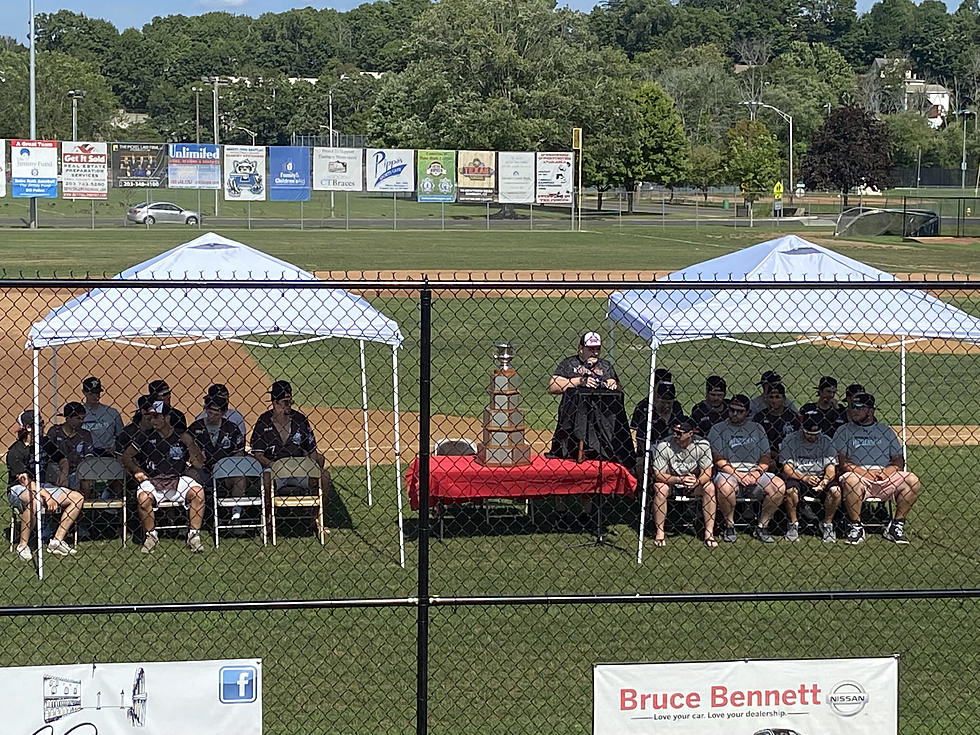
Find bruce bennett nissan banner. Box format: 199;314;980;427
594;657;897;734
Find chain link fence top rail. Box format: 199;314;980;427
0;271;977;734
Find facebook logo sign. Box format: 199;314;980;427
219;666;258;704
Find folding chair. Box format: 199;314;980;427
269;457;324;546
76;457;127;545
212;456;266;547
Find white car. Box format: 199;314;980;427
126;202;201;226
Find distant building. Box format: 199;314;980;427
871;57;950;129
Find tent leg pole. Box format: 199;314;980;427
392;346;405;568
360;340;373;506
33;349;43;581
901;336;908;466
637;346;657;564
50;346;58;423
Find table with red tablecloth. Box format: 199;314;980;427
406;454;637;511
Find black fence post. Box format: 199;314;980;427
416;282;432;735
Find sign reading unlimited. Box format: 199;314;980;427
0;658;261;734
168;143;221;189
594;657;898;735
62;141;108;199
11;139;58;198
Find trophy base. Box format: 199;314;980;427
474;443;532;467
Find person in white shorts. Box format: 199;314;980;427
650;417;716;548
122;401;207;553
833;393;921;545
708;394;786;544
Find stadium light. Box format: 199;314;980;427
741;100;794;202
29;0;37;228
235;126;257;145
954;108;976;190
67;89;85;140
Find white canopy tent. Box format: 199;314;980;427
27;232;408;574
607;234;980;563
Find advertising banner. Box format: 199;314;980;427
594;657;898;735
168;143;221;189
313;147;363;191
269;146;311;201
457;150;495;202
62;141;108;199
497;151;535;204
224;145;266;201
535;151;574;205
11;139;58;198
111;143;167;188
366;148;415;192
0;140;6;198
417;149;456;202
0;658;262;735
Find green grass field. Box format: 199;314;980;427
0;227;977;734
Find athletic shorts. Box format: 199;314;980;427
8;483;70;511
840;471;911;500
714;471;777;500
138;476;201;507
274;476;313;493
784;477;837;499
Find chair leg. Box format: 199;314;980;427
122;497;127;547
260;488;267;546
271;498;277;546
318;500;325;546
212;480;220;548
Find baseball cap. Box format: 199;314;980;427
852;392;876;408
146;400;172;415
757;370;781;386
206;383;229;398
63;401;86;418
705;375;727;392
654;368;673;383
817;376;837;391
728;394;750;410
204;394;228;412
845;383;865;398
148;379;171;397
801;415;822;434
765;382;786;395
655;381;676;400
136;395;153;413
82;376;102;393
17;409;42;430
270;380;293;401
580;332;602;348
672;416;696;433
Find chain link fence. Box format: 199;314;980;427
1;273;977;733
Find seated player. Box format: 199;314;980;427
80;376;124;457
46;402;95;496
115;396;154;458
708;394;786;544
799;376;847;437
690;375;729;437
122;400;207;553
843;382;865;423
631;381;684;467
6;410;83;558
748;370;798;416
650;417;716;548
779;415;840;542
187;394;247;519
833;393;921;545
193;383;247;438
752;382;800;456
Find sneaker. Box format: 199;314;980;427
47;538;78;556
883;520;910;545
187;530;203;553
784;522;800;542
15;544;32;561
752;525;775;544
845;523;866;545
230;505;243;521
798;502;819;526
141;530;159;554
820;522;837;543
721;524;737;543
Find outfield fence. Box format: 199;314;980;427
0;274;978;734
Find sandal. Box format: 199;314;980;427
703;536;718;549
653;537;666;547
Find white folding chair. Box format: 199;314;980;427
77;457;127;545
269;456;324;546
212;456;266;547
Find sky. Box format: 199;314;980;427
0;0;964;42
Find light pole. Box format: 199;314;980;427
191;85;203;143
955;109;976;190
320;113;337;218
28;0;37;228
67;89;85;140
236;126;257;145
741;100;794;202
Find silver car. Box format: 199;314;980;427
127;202;201;226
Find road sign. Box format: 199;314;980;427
773;181;784;200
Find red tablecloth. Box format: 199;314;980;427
406;454;637;510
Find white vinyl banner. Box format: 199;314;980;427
0;139;6;197
313;147;364;190
365;148;415;192
224;145;266;201
497;151;535;204
594;657;898;735
0;658;262;735
535;151;574;205
62;141;108;199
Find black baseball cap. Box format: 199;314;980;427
82;376;102;393
655;381;676;400
270;380;293;401
136;395;153;413
654;368;673;383
852;392;876;408
204;394;228;412
148;379;171;397
757;370;781;386
801;415;822;434
728;394;751;410
705;375;727;392
206;383;229;398
63;401;86;418
817;376;837;391
765;382;786;395
17;409;42;429
672;416;696;433
845;383;865;398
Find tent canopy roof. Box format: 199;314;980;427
29;232;403;348
608;234;980;346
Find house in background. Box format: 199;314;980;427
871;57;950;129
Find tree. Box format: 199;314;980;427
686;144;724;199
655;44;739;147
620;81;689;209
722;119;781;202
801;105;892;205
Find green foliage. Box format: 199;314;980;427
686;144;725;198
623;81;689;189
722;119;782;201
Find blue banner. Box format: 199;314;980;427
168;143;221;189
268;147;311;201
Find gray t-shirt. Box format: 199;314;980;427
779;431;836;475
194;407;247;438
832;421;902;470
81;403;124;451
652;437;712;476
749;394;798;416
708;420;770;472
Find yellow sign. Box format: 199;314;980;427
773;181;784;199
572;127;583;150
